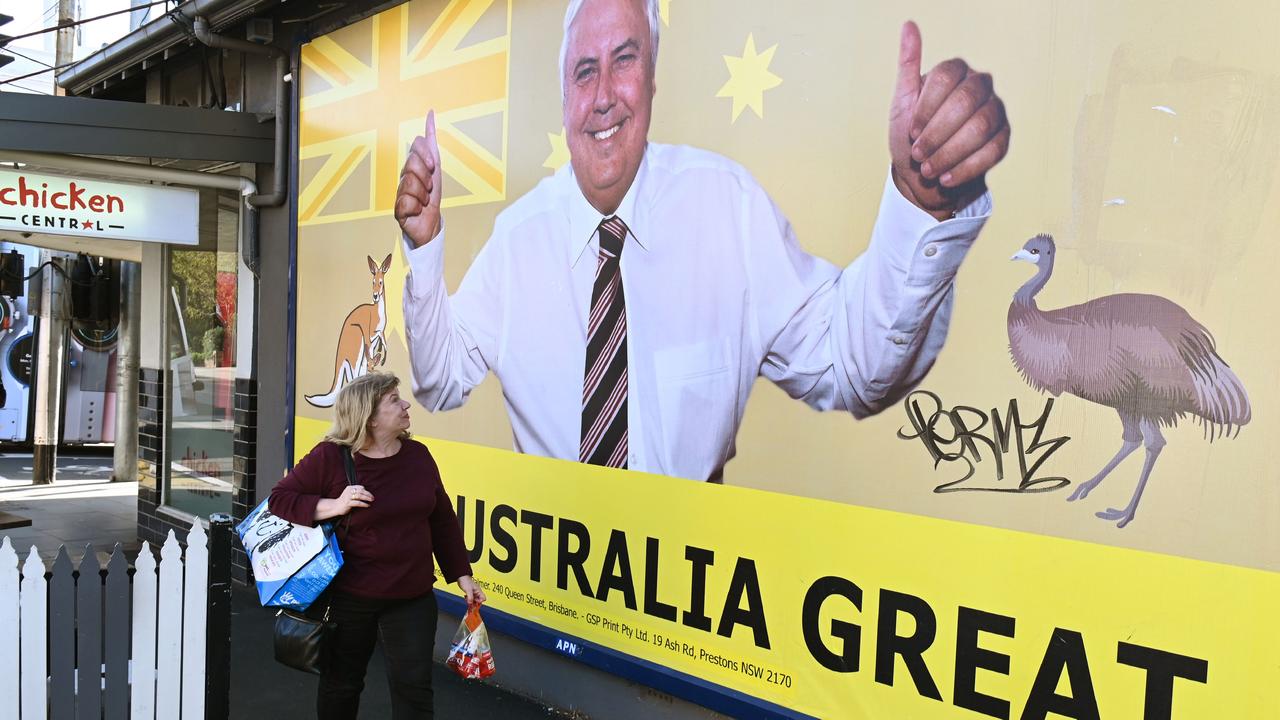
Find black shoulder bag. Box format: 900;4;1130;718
273;446;357;675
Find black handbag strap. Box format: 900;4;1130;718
315;445;360;619
337;445;357;535
340;445;357;486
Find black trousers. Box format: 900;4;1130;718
316;590;439;720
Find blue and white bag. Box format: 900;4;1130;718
237;499;343;610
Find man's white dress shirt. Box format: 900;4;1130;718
404;143;990;481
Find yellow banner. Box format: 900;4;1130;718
297;416;1277;718
292;0;1280;716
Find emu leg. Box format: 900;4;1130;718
1097;419;1166;528
1068;412;1140;502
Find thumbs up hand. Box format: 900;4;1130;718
395;110;445;247
889;22;1010;221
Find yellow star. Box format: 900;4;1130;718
659;0;672;26
543;128;570;172
715;34;782;123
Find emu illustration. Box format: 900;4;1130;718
1008;234;1250;528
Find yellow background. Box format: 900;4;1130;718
294;0;1280;590
298;418;1280;719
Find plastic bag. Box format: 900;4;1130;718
236;499;343;610
446;604;496;679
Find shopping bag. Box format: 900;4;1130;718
446;604;496;679
236;498;343;610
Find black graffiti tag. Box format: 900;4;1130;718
897;390;1071;494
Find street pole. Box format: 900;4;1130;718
37;0;76;482
55;0;75;96
33;254;67;485
112;261;139;482
205;513;234;720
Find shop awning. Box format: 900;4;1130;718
0;91;273;163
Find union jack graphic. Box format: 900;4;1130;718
297;0;512;227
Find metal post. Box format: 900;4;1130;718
112;261;140;482
205;513;234;720
32;254;66;485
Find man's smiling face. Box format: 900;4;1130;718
563;0;655;215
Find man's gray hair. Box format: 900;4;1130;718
559;0;660;102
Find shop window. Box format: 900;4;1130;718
164;190;238;518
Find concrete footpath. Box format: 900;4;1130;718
230;584;566;719
0;450;140;564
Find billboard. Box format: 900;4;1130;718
292;1;1279;716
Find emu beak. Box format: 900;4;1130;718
1011;249;1037;264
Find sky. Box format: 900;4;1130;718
2;1;159;94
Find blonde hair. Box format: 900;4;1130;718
324;372;409;449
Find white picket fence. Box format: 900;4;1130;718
0;518;210;720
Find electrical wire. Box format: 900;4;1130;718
1;0;179;87
5;81;52;94
0;59;80;87
1;0;175;47
2;46;54;69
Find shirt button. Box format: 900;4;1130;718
923;244;938;257
892;336;907;345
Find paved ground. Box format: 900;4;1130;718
230;585;564;719
0;449;140;566
0;449;566;719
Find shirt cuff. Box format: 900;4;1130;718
403;225;446;300
872;170;992;287
440;562;474;585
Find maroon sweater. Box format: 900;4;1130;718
268;439;473;599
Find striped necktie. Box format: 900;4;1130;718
580;216;629;468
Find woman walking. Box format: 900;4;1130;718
270;371;486;719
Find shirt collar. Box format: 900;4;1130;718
567;145;652;268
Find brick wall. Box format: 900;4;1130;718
135;366;175;547
231;377;257;583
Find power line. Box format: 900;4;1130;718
1;0;174;47
134;4;157;27
0;59;81;87
7;81;53;95
8;1;62;35
3;45;54;69
0;0;179;88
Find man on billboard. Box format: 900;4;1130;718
394;0;1010;482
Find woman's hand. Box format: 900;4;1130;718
457;575;487;606
314;484;375;521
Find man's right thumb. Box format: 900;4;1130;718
895;21;923;100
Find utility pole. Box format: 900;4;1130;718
32;255;67;485
33;0;84;482
55;0;75;96
112;261;140;482
33;0;79;483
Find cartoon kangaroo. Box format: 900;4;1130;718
305;253;392;408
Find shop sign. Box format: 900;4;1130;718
0;169;199;245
